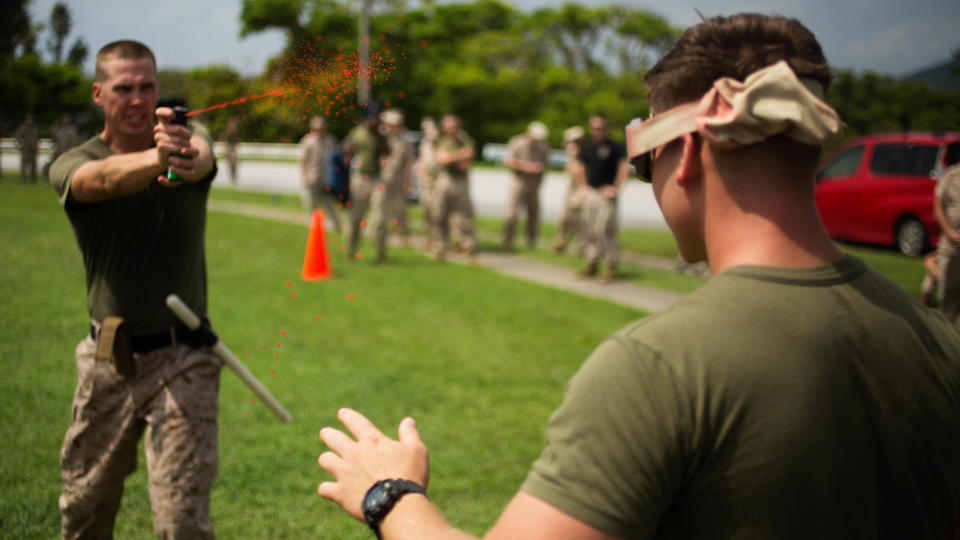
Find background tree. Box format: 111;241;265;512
186;65;252;140
46;2;70;63
66;39;87;68
0;1;91;137
0;0;32;62
827;69;960;139
222;0;960;147
237;0;680;145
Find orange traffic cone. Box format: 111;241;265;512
302;209;333;280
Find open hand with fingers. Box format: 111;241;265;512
318;408;430;522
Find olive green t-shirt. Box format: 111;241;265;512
523;255;960;539
437;132;474;181
49;123;216;333
347;125;386;178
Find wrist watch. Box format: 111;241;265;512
362;478;427;539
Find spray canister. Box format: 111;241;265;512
167;106;189;182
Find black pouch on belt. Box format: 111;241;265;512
95;316;135;378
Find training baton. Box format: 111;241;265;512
166;294;292;424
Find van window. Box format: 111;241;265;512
870;143;938;177
946;142;960;166
819;145;863;179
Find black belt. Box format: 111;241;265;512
90;323;199;354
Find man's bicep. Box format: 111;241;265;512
485;492;621;540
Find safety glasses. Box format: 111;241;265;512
625;102;699;183
628;142;655;184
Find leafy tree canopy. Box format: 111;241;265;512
0;1;91;135
234;0;680;145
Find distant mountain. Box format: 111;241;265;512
904;59;960;91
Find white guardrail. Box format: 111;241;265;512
0;139;570;167
0;138;301;160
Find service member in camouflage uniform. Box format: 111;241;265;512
345;104;390;262
575;114;630;281
552;126;586;254
298;115;342;233
16;114;40;182
222;115;240;185
49;40;220;540
416;117;440;245
45;115;80;178
53;115;78;160
503;121;550;252
934;162;960;322
430;115;477;259
381;109;414;245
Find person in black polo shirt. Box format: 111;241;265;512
574;114;630;281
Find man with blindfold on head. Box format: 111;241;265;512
315;14;960;540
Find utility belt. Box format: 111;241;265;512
90;316;217;378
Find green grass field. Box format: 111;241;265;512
3;171;928;538
208;186;928;297
0;177;644;539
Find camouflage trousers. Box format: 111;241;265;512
385;175;410;237
938;248;960;323
552;181;585;252
503;176;542;250
225;146;238;184
419;175;438;243
21;150;37;181
306;179;343;233
430;175;476;256
580;189;619;265
60;336;222;540
348;173;388;260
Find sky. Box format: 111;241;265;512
28;0;960;78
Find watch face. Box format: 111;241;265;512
363;483;390;514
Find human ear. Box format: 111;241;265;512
92;83;102;106
676;133;702;186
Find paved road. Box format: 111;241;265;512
224;161;668;229
3;150;669;230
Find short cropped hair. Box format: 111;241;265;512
95;40;157;82
644;14;832;113
588;113;608;125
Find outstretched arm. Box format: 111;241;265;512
69;146;167;202
317;408;619;540
69;107;211;202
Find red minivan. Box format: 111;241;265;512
814;132;960;255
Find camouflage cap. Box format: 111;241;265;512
563;126;585;144
381;109;404;126
527;121;548;141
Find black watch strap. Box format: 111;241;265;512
362;479;427;539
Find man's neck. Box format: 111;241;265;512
703;190;844;275
100;127;153;154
